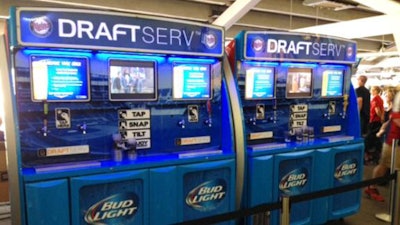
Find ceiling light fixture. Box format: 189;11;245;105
303;0;358;9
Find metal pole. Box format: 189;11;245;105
392;170;400;225
281;195;290;225
389;139;398;225
376;139;398;222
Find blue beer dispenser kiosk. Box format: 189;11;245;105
226;31;364;225
3;7;241;225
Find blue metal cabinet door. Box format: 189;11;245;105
25;179;70;225
70;170;148;225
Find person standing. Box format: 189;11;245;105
356;75;370;136
377;87;397;138
365;86;384;164
365;91;400;201
0;117;4;142
112;72;123;93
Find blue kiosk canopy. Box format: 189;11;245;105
236;31;357;64
10;7;224;57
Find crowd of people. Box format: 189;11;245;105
356;75;400;202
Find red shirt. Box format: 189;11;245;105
386;92;400;146
370;95;384;123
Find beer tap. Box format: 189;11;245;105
248;117;257;125
78;122;87;134
41;119;48;137
178;119;186;128
323;112;330;120
41;101;48;136
272;99;277;123
112;133;125;162
204;118;212;127
204;100;212;127
340;94;349;119
323;101;336;120
126;138;137;160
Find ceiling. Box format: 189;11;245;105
0;0;399;63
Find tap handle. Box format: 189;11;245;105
178;119;185;128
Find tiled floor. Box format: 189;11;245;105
0;165;394;225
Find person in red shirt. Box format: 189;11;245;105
364;86;385;164
376;87;396;138
365;90;400;201
370;86;385;124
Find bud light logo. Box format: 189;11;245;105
29;16;52;37
84;193;138;225
203;32;217;49
279;168;308;194
186;179;226;211
334;159;358;183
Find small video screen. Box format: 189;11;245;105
109;59;157;101
286;67;313;98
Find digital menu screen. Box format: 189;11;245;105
109;59;157;101
245;67;275;99
30;55;90;102
286;67;313;98
173;63;211;100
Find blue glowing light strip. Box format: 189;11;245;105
320;64;347;69
96;53;166;63
242;61;279;67
280;62;318;68
22;49;93;58
168;57;217;64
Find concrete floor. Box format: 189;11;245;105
0;165;394;225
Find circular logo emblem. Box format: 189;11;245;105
29;16;52;37
252;38;264;52
203;32;217;49
346;46;353;58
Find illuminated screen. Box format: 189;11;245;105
173;63;211;100
286;67;313;98
245;67;275;99
109;59;157;101
30;55;90;102
321;70;344;97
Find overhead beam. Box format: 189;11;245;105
392;22;400;58
254;0;381;22
212;0;261;29
353;0;400;15
352;0;400;56
355;38;384;52
197;0;381;22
